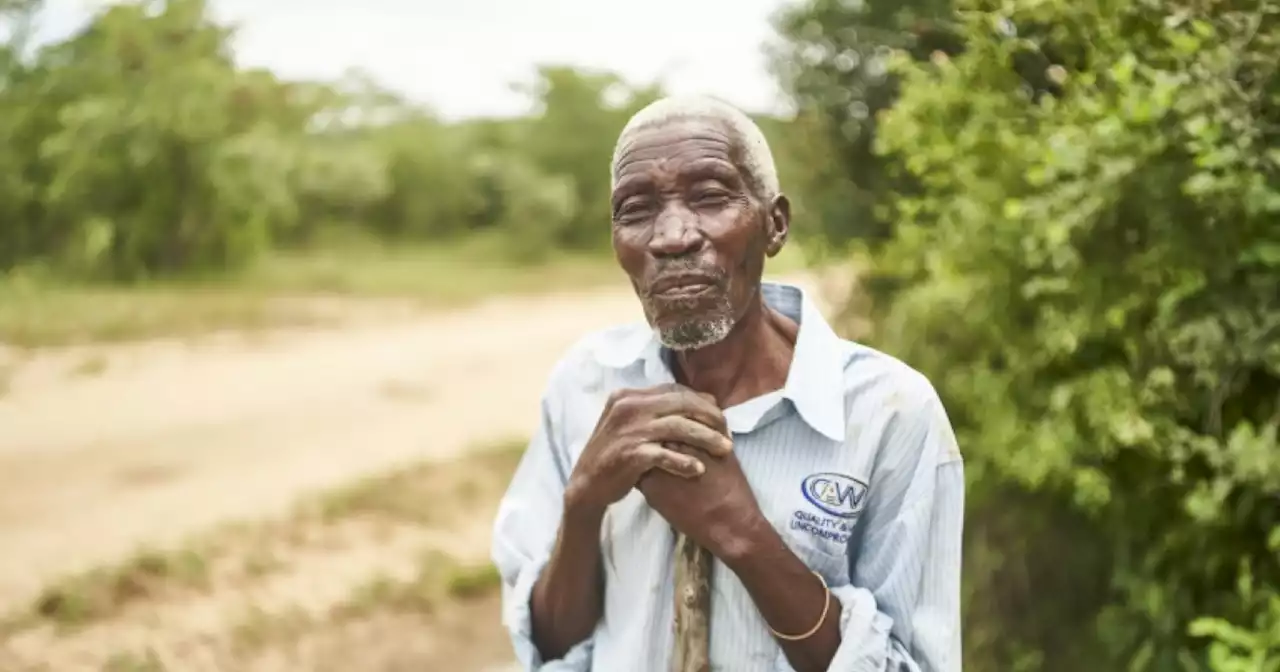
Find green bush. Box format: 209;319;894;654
1;0;307;279
796;0;1280;668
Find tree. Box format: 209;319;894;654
517;65;662;250
0;0;671;280
2;0;309;279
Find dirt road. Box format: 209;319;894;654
0;273;844;617
0;283;646;612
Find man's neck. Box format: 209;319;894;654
672;295;799;409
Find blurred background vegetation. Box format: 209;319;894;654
1;0;1277;669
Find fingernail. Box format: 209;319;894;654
694;462;705;475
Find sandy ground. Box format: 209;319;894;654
0;284;651;611
0;272;842;670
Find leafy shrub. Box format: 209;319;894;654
805;0;1280;668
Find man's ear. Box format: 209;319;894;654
764;194;791;258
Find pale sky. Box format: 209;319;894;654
33;0;797;120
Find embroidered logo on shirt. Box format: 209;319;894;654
791;473;868;544
800;472;868;519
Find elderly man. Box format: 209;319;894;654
490;96;963;672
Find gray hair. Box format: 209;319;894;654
610;95;781;202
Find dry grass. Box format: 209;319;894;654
2;438;525;641
0;439;524;671
310;441;525;525
0;240;623;348
218;549;502;659
323;551;500;625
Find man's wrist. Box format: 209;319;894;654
717;514;784;572
562;486;606;532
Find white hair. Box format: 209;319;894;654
610;95;780;202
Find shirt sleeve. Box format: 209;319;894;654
782;380;965;672
490;379;595;671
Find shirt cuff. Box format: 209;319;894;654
503;556;595;671
772;584;908;672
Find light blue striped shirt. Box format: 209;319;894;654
491;282;964;671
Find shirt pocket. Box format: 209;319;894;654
783;528;851;590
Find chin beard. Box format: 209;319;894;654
640;279;737;351
656;314;735;351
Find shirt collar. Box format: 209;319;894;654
592;282;847;442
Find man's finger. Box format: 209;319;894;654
647;416;733;457
624;382;687;399
634;442;704;479
605;383;684;408
635;388;729;436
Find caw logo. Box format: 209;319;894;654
800;472;868;519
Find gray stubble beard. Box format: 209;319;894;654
644;293;736;352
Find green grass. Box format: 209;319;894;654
24;546;212;628
0;233;818;348
233;237;623;299
102;649;167;672
334;551;502;622
444;562;502;599
0;239;623;347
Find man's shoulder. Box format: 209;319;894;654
839;339;943;416
543;321;651;392
838;340;960;463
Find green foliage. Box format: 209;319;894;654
771;0;958;252
779;0;1280;669
518;66;662;250
0;0;693;281
5;0;311;279
1190;559;1280;671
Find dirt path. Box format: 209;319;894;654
0;443;528;671
0;273;845;670
0;283;649;612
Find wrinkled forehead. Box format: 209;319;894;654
611;118;745;192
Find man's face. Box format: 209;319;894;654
610;118;788;350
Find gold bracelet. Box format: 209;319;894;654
768;571;831;642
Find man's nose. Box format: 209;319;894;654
647;205;703;257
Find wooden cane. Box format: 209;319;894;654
672;531;713;672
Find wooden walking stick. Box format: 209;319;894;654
672;531;713;672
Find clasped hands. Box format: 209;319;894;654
564;383;767;562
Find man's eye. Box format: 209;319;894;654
693;191;730;206
616;202;652;221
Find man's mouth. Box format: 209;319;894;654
649;274;720;300
656;283;715;299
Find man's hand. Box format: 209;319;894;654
564;384;733;516
638;447;771;563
